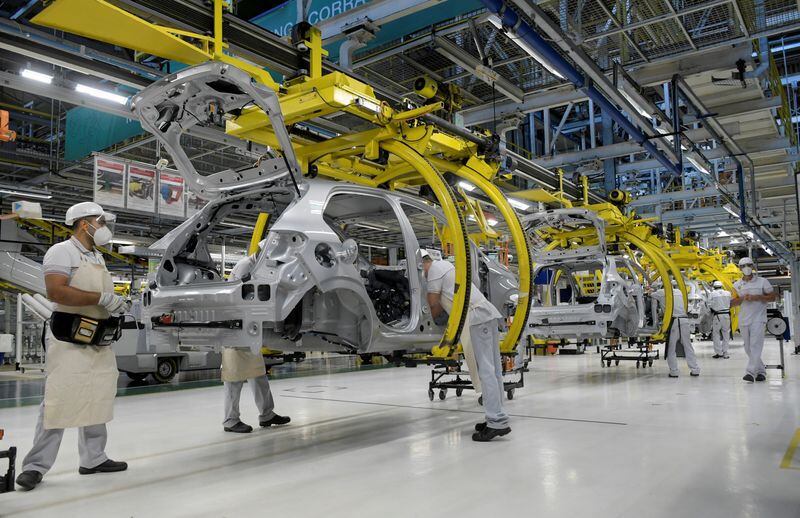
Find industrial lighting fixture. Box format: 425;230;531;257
686;155;710;175
109;238;136;245
487;15;565;80
716;229;729;237
359;243;387;250
619;88;651;119
508;198;530;211
21;68;53;84
656;126;688;151
458;181;476;192
75;83;129;105
722;203;739;219
0;185;52;199
353;222;389;232
730;238;742;244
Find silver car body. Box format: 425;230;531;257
523;209;647;340
131;60;519;356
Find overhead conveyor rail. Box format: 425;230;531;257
29;0;539;355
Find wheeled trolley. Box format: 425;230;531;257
600;341;659;368
427;356;528;402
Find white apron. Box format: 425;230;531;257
459;324;482;394
44;257;119;429
221;347;266;382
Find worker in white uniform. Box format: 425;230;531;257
17;202;129;491
708;280;732;359
221;245;290;433
732;257;777;382
421;250;510;442
653;279;700;378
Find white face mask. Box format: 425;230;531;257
87;222;113;246
741;266;753;276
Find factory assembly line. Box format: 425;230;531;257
0;0;799;515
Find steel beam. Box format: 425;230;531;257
460;43;753;126
533;125;738;168
432;35;524;103
317;0;442;42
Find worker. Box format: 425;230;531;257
222;245;290;433
732;257;777;382
421;250;510;442
708;281;732;359
16;202;130;491
653;279;700;378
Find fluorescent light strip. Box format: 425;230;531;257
75;83;129;105
508;198;530;211
686;155;710;175
619;89;651;119
488;15;565;80
0;188;52;200
21;69;53;84
458;181;476;192
354;222;389;232
722;204;739;219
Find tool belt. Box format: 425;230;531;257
49;311;123;346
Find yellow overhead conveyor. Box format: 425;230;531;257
31;0;534;355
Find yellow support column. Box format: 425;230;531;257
248;213;270;255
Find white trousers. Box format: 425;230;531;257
711;314;731;356
223;375;275;427
740;322;767;377
667;317;700;375
471;320;509;429
22;401;108;474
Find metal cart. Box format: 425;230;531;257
600;340;659;368
427;355;529;403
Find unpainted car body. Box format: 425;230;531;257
131;60;518;356
523;209;647;340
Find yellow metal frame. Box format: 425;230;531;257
30;0;536;354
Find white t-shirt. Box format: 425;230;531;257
734;276;774;325
426;260;502;326
708;289;731;313
653;288;687;318
43;237;105;281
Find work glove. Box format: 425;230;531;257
99;293;131;315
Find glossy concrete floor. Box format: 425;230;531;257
1;338;799;518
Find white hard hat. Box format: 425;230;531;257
419;249;431;259
738;256;754;267
712;280;723;288
65;202;116;226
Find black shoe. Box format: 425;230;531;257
690;372;700;377
756;374;767;382
712;354;721;359
260;415;291;427
475;422;487;432
723;355;730;359
223;421;253;433
16;470;43;491
743;374;755;382
668;373;679;378
78;459;128;475
472;426;511;442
